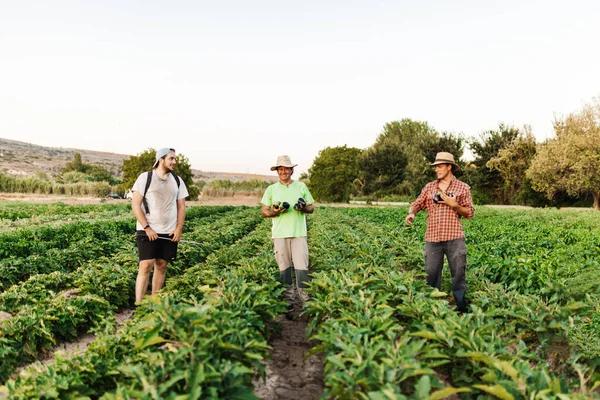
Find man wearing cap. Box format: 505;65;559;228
405;152;475;312
261;155;315;313
131;148;189;304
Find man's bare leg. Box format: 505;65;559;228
151;258;168;295
135;259;155;303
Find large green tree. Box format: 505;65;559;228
463;124;520;204
358;141;407;195
527;99;600;210
486;127;546;205
360;119;464;196
120;148;199;200
308;145;362;202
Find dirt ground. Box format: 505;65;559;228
253;300;324;400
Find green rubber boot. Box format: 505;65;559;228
296;269;310;303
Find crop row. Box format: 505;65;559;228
0;207;263;384
1;204;599;398
4;215;286;398
0;206;235;291
0;203;130;222
305;208;599;399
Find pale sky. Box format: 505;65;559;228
1;0;599;174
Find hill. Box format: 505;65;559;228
0;138;277;182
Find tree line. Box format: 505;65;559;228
306;97;600;210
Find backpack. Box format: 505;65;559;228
142;170;181;215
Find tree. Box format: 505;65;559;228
359;119;464;196
486;127;539;204
358;141;408;195
308;146;362;202
62;152;118;185
63;152;85;173
86;165;119;184
120;149;156;192
527;98;600;210
464;124;520;204
120;148;199;200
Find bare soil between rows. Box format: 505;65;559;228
253;302;324;400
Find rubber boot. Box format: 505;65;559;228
453;289;468;313
280;267;295;315
296;269;310;304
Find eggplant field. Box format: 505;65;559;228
0;203;599;399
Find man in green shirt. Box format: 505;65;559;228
261;155;315;312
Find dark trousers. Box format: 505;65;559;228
424;238;467;309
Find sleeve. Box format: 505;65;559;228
260;185;272;206
411;184;429;213
460;185;475;219
302;183;315;205
177;179;189;200
131;172;147;193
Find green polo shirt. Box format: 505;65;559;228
261;181;315;238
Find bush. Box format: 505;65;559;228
57;171;88;184
201;179;271;197
187;185;200;201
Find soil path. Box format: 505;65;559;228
253;303;324;400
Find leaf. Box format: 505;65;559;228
411;331;438;340
135;335;168;350
429;289;448;298
473;384;514;400
426;387;471;400
415;376;431;398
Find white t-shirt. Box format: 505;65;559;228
132;171;189;233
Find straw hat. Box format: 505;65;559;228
430;152;459;168
270;155;298;171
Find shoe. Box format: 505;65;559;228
297;289;310;304
453;298;468;313
285;304;295;320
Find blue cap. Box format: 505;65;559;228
153;147;175;168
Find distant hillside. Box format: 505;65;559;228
0;138;277;182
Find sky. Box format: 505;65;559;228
1;0;599;174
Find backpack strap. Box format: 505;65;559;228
142;171;153;214
170;171;181;188
142;171;180;215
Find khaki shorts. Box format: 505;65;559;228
273;237;309;271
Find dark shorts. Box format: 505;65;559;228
136;231;178;262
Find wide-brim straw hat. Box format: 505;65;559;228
270;155;298;171
430;152;459;168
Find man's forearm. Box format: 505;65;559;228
176;203;186;230
262;206;278;218
132;203;148;228
452;205;470;218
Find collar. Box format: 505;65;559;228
278;180;294;187
437;176;456;187
155;168;170;181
